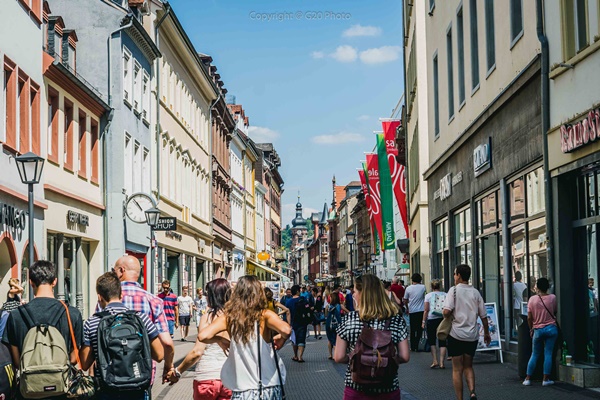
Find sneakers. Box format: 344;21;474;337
523;379;554;387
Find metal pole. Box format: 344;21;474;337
350;244;354;285
27;183;34;301
75;238;83;313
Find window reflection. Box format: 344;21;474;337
510;178;525;222
526;167;545;216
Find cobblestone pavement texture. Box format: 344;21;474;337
153;328;600;399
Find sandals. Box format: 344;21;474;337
470;391;477;400
292;357;299;362
430;363;439;369
439;365;446;369
298;359;305;363
328;356;333;360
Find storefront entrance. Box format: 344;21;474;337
0;235;17;304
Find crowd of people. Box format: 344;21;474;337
0;258;559;400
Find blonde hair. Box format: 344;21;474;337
355;274;398;321
8;278;19;287
430;279;442;291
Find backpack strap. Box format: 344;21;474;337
93;311;111;319
18;306;36;330
59;301;80;367
256;321;263;394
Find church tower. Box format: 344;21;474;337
291;193;308;248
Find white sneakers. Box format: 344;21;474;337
523;379;554;386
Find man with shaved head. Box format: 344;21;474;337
111;255;174;383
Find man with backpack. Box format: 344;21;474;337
2;260;82;399
111;255;174;383
80;271;164;399
286;284;312;363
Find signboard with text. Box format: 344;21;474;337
154;217;177;231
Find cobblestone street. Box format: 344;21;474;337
152;329;600;400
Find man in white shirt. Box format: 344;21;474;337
404;273;426;351
177;287;194;341
513;271;527;332
443;264;491;400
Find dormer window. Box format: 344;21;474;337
62;30;77;72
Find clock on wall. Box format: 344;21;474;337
125;193;156;223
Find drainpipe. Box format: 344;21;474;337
536;0;554;285
103;16;133;271
154;2;172;203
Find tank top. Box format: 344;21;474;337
195;342;228;381
266;300;276;313
220;321;286;391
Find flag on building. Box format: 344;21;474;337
358;167;380;253
371;143;395;250
382;119;409;235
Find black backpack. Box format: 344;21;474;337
0;310;14;397
95;310;152;391
294;297;313;326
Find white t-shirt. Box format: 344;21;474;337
513;281;527;310
443;284;486;341
404;283;426;314
177;295;194;316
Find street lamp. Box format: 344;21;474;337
346;231;355;285
144;207;160;291
370;253;377;274
361;244;370;274
15;152;45;301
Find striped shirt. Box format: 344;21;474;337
158;291;178;321
83;302;159;376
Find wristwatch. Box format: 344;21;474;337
174;367;182;378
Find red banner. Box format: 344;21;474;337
382;120;408;235
366;154;384;244
358;168;379;247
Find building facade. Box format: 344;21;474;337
147;3;216;296
43;2;111;316
544;0;600;364
403;0;431;284
200;55;235;281
0;0;47;302
50;0;161;291
421;0;543;356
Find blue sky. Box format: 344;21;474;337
173;0;404;226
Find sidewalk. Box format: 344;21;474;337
151;328;197;400
152;327;600;399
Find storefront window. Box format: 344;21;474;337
435;219;449;289
526;167;545;216
454;208;472;269
477;191;498;235
510;177;525;222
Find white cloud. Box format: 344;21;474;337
330;45;358;63
311;132;365;144
357;115;370;121
359;46;402;64
311;51;325;59
343;24;382;38
247;126;279;142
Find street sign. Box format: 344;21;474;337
153;217;177;231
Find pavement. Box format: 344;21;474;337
151;327;600;400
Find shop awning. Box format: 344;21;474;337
255;263;289;281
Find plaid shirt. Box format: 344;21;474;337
120;281;168;334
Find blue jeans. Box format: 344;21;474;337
168;319;175;336
527;324;558;376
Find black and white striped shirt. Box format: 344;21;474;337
83;302;159;376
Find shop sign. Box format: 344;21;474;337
560;108;600;153
0;202;26;235
67;210;89;226
165;231;182;241
153;217;177;231
473;138;492;177
439;173;452;201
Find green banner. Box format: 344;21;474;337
376;133;395;249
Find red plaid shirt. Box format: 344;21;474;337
120;281;169;334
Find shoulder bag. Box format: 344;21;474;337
60;301;97;399
437;286;456;341
257;321;286;400
538;295;563;345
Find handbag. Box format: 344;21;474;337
538;295;563;346
418;331;429;352
61;301;97;399
437;286;456;341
